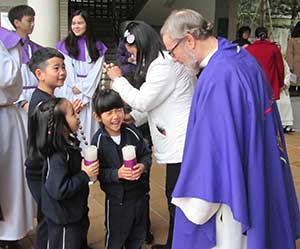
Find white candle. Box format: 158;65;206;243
83;145;98;182
84;145;97;163
122;145;137;169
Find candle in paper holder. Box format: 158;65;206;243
83;145;98;182
122;145;137;169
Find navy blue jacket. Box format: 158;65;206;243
91;123;151;202
41;141;90;225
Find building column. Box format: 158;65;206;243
228;0;238;41
27;0;60;47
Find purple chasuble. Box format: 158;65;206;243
172;38;300;249
21;38;42;64
56;37;107;61
0;27;20;49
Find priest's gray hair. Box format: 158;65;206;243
161;9;214;40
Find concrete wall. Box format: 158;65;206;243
136;0;216;27
60;0;68;40
0;0;26;28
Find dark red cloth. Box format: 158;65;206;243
246;40;284;100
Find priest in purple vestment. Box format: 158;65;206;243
161;9;300;249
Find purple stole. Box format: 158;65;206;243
56;36;107;62
21;38;42;64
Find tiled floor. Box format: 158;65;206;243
19;132;300;249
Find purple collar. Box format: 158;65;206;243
21;37;42;64
0;27;21;49
56;36;107;61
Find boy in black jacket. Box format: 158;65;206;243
91;89;152;249
25;47;83;249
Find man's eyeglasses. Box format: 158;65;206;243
168;38;184;57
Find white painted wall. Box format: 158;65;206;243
27;0;60;47
136;0;216;26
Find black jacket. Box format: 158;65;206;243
91;123;151;202
25;88;52;202
41;141;90;225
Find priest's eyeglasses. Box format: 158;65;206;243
168;38;184;57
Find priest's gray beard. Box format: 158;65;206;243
184;48;201;76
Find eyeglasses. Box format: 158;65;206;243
168;38;184;57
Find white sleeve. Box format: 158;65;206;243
283;59;291;88
130;110;148;127
172;197;220;225
112;58;176;112
0;41;20;89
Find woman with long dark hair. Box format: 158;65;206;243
56;10;107;145
106;21;196;249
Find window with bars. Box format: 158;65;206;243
69;0;137;21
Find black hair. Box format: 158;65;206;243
27;98;73;160
123;21;165;84
64;10;100;62
123;70;145;89
8;5;35;28
255;27;268;40
92;89;124;116
237;26;251;39
291;21;300;38
28;47;65;76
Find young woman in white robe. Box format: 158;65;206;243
56;9;107;145
0;27;34;245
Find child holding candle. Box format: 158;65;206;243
27;97;99;249
25;46;83;249
91;89;152;249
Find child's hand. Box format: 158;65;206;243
72;99;83;113
118;164;145;181
81;159;99;178
23;102;29;113
128;56;135;63
72;86;82;95
131;163;145;180
118;164;134;180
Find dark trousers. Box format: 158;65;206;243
165;163;181;249
0;203;3;221
47;216;89;249
35;203;48;249
26;179;48;249
145;192;151;234
104;195;147;249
